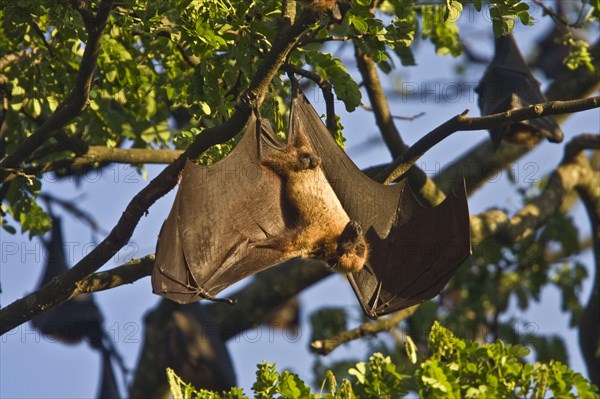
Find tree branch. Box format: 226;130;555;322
470;136;599;246
71;146;183;166
569;136;600;386
206;259;330;341
0;0;115;184
354;42;405;158
0;10;322;336
77;255;155;293
310;305;419;356
284;65;337;131
379;96;600;184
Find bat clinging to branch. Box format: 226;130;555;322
152;87;471;318
476;33;564;149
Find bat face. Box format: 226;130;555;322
153;90;472;319
476;34;563;149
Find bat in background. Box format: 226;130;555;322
163;302;237;392
96;348;121;399
152;87;471;319
32;215;124;398
32;216;105;347
476;33;564;149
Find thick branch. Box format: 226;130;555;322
354;43;405;158
310;305;418;355
470;138;599;246
571;138;600;387
0;10;321;336
206;259;329;341
380;96;600;184
77;255;155;293
0;0;115;183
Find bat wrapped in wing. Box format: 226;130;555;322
153;89;471;318
476;33;564;148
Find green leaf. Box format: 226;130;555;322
405;335;418;364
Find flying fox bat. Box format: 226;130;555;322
152;88;471;318
164;302;237;392
96;348;121;399
476;33;564;149
32;216;105;346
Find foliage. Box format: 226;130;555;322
4;0;596;235
167;323;598;399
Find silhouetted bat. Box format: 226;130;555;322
32;216;105;346
152;88;471;318
163;301;237;392
96;348;120;399
476;33;564;149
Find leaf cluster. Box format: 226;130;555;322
167;322;598;398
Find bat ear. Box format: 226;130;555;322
258;118;286;151
288;91;311;149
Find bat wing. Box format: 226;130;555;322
152;114;293;304
476;34;563;147
290;91;471;318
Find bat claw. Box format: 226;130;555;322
204;294;237;305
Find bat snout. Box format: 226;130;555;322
297;152;321;170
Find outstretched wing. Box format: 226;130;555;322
290;91;471;318
152;115;293;304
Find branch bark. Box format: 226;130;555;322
569;135;600;387
310;305;419;355
354;43;406;158
0;10;322;336
71;146;183;166
470;136;599;246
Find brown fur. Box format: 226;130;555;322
261;132;368;273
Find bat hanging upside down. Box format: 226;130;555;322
152;87;471;319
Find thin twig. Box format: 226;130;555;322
310;306;419;356
361;103;425;121
284;65;337;131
